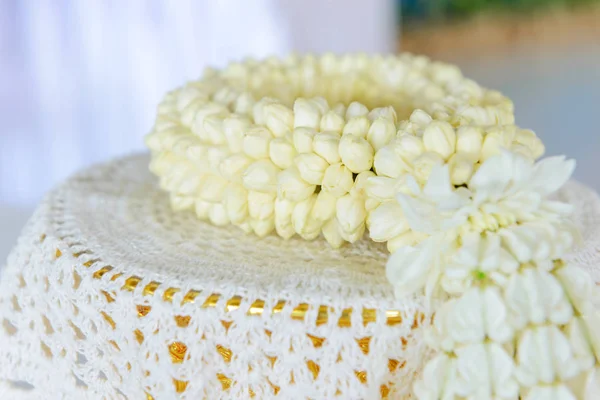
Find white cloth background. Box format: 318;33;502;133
0;0;397;261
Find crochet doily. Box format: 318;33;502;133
0;154;599;399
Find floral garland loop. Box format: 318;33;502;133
146;54;600;399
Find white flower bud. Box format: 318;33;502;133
368;106;397;123
312;190;337;221
342;117;370;139
252;97;278;125
207;146;229;173
199;175;228;202
293;127;316;153
250;216;275;237
176;86;204;112
277;167;315;202
313;133;341;164
367;201;410;242
322;163;354;197
213;86;238;106
180;99;204;127
345;101;369;119
320;110;346;132
269;136;297;169
264;103;294;137
247;191;276;220
274;198;295;239
322;218;344;248
293;98;322;129
367;118;396;151
195;199;211;219
456;126;483;159
293;194;323;240
516;129;545;159
448;153;474;185
336;194;367;242
394;134;425;163
409;109;433;127
423;121;456;160
365;176;401;201
413;152;444;183
243;127;272;159
191;103;229;139
233;92;255;115
223;115;252;153
374;146;406;178
208;203;229;226
350;171;376;197
295;153;329;185
242;160;280;192
220;154;252;183
223;184;248;224
387;231;429;253
202;115;226;145
339;134;374;173
178;174;202;195
480;131;504;161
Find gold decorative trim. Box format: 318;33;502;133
355;370;367;384
54;244;414;331
174;315;191;327
134;329;144;344
217;345;232;363
307;333;326;348
100;311;116;330
169;342;187;364
306;360;320;380
173;379;188;393
356;337;371;355
217;373;233;390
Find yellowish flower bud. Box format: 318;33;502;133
367;118;396;151
515;129;545;159
247;191;276;220
220;154;252;183
413;151;444;183
199;175;228;202
233;92;255;115
293;127;316;153
448;153;474;185
322;219;344;248
365;176;400;201
339;134;374;173
207;146;229;173
176;86;204;112
320;110;346;132
201;115;226;145
511;143;533;159
480;131;504;161
394;134;425;163
387;231;429;253
250;216;275;237
269;136;297;169
312;190;337;221
368;106;397;123
252;97;278;125
295;153;329;185
223;115;252;153
213;87;238;106
409;109;433;127
336;194;367;242
322;163;354;197
350;171;376;197
208;203;229;226
223;184;248;224
342;117;370;139
178;174;203;195
374;146;405;178
292;194;322;240
367;201;410;242
293;98;322;129
264;103;294;137
422;121;456;160
313;133;341;164
277;167;315;202
456;126;483;159
244;127;273;159
274;198;295;239
345;101;369;119
195;199;211;219
242;160;280;192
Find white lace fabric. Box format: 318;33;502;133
0;154;598;399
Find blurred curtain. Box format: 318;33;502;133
0;0;396;207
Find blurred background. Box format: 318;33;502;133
1;0;599;259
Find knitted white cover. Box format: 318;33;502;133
0;154;599;400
